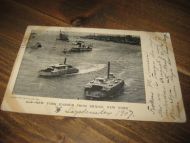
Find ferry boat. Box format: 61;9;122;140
70;41;92;52
39;58;79;77
84;62;125;99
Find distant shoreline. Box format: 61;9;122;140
81;35;141;45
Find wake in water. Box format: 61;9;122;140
117;70;134;88
77;63;106;74
65;63;106;76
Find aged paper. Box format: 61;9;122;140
1;26;186;122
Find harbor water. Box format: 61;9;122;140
13;31;145;103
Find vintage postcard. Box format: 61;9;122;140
1;26;186;122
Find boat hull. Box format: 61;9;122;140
84;80;124;100
39;68;79;77
70;48;92;52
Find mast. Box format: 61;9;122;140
107;61;110;79
64;58;67;64
59;30;61;39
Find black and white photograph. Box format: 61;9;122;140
1;26;186;122
13;29;145;103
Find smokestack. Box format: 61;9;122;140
64;58;67;64
107;61;110;79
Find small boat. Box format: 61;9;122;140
30;42;42;49
84;62;125;99
70;41;92;52
39;58;79;77
56;30;69;41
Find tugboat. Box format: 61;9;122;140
70;41;92;52
39;58;79;77
56;30;69;41
84;62;125;99
30;42;42;49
